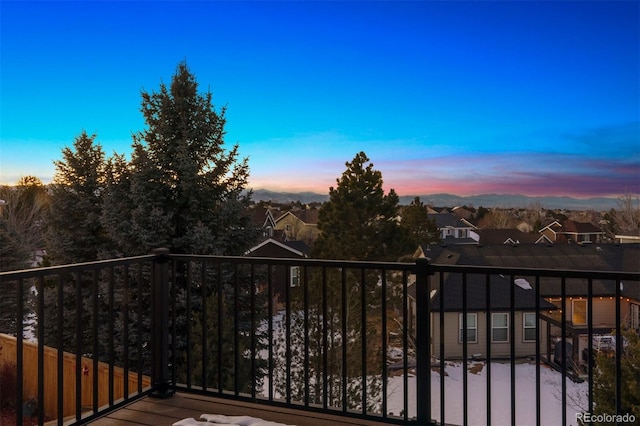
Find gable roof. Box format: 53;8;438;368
421;244;640;300
245;238;309;258
428;213;476;229
476;229;544;245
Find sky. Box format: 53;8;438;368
1;1;639;198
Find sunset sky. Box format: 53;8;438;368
1;1;638;197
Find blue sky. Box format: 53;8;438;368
1;1;638;198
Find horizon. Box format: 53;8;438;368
1;1;638;198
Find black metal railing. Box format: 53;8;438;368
1;251;638;425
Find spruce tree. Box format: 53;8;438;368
313;151;410;261
400;196;439;249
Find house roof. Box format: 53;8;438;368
419;244;640;300
245;238;309;258
428;213;475;229
561;220;604;235
475;229;544;245
275;209;319;225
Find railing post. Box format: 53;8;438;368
151;248;174;398
415;257;435;424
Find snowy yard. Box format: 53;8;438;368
386;361;588;426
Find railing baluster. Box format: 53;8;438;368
250;263;256;400
321;266;328;410
303;265;310;406
462;272;468;426
381;268;388;419
560;277;567;426
16;278;24;426
615;278;622;416
186;261;192;388
341;266;347;412
415;257;431;425
285;264;291;404
440;271;445;426
109;265;115;405
361;267;367;415
402;269;408;423
510;274;516;426
218;262;224;394
587;277;594;416
485;273;491;426
266;264;272;401
37;276;45;426
234;263;240;396
91;269;100;413
535;275;541;426
75;271;82;421
123;265;130;400
57;274;64;425
201;261;207;392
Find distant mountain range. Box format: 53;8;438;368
251;189;621;211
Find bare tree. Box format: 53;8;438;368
614;192;640;233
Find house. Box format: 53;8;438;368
274;209;319;245
408;246;556;359
615;229;640;244
539;220;605;244
428;213;477;244
245;238;310;312
413;243;640;365
474;229;551;246
247;206;277;240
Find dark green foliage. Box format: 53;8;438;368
400;196;440;248
46;132;109;264
103;61;259;256
592;328;640;421
312;151;411;261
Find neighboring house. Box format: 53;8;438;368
413;243;640;365
407;247;556;359
248;206;277;240
474;229;551;246
615;229;640;244
274;209;319;244
539;220;605;244
245;238;310;312
428;213;478;244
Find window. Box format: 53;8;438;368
631;304;639;330
290;266;300;287
492;313;509;342
459;313;477;343
572;299;587;325
523;313;536;342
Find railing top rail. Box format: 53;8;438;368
431;262;640;281
0;254;155;280
169;253;418;271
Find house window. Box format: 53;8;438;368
459;313;477;343
285;224;292;232
631;304;639;330
290;266;300;287
523;313;536;342
492;313;509;342
572;299;587;325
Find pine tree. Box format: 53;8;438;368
592;328;640;420
99;61;264;391
400;196;439;249
46;131;109;264
103;61;257;256
313;151;411;261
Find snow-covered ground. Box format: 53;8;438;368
386;361;588;426
174;414;293;426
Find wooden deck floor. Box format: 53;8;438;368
87;393;395;426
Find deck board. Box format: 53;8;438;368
88;393;395;426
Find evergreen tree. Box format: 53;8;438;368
103;61;257;256
46;131;109;264
592;328;640;421
400;196;439;249
313;151;410;261
99;62;264;391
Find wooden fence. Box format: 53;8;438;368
0;334;151;419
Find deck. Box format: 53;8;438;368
87;393;393;426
